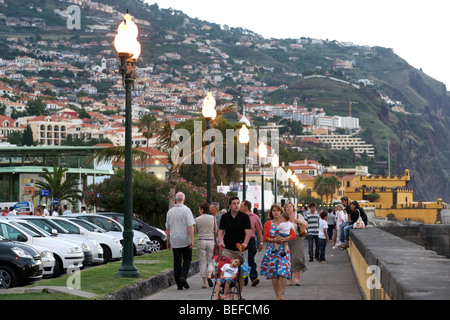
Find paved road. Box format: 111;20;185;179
142;239;363;300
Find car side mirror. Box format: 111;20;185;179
51;229;58;236
17;234;28;242
138;223;143;230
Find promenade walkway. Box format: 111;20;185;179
142;239;363;300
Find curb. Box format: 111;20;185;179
102;260;200;300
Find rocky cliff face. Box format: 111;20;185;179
390;71;450;202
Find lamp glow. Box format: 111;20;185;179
202;92;216;119
239;124;250;144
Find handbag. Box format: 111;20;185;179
297;214;308;237
353;209;365;229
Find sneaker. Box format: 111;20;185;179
320;260;328;264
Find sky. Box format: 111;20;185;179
147;0;450;89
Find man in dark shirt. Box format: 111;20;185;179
218;196;251;254
218;196;251;298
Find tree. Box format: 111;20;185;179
22;125;34;146
138;114;157;153
313;176;326;203
313;175;340;204
35;165;83;208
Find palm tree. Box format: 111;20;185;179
158;104;236;208
313;176;327;203
138;114;158;153
91;104;236;209
324;176;340;203
35;165;83;208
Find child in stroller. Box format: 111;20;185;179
212;256;243;300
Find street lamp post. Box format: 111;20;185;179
202;91;216;204
258;141;267;224
287;169;292;202
239;124;249;201
272;153;279;204
114;12;140;278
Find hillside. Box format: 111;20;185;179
0;0;449;202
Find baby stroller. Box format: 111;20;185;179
210;244;250;300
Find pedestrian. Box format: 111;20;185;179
41;204;50;216
333;204;346;248
212;257;242;300
34;207;43;216
2;207;8;216
209;203;221;230
194;202;215;288
240;200;263;287
305;203;320;262
318;211;329;263
340;200;368;249
51;205;59;216
218;196;251;299
81;205;87;214
63;204;72;215
338;196;352;248
260;203;296;300
165;192;196;290
327;208;335;240
284;201;308;286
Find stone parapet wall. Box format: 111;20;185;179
348;227;450;300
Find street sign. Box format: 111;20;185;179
41;190;50;197
24;187;34;195
52;198;59;205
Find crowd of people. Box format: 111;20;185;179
164;193;368;300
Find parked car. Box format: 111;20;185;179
63;214;146;256
99;213;167;252
48;217;122;263
0;219;84;277
25;243;55;278
0;235;43;288
8;217;98;268
14;216;104;266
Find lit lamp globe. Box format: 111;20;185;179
114;13;141;60
287;169;292;179
239;124;250;144
272;153;279;168
202;92;216;119
258;141;268;159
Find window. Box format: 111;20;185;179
53;220;80;234
0;223;24;241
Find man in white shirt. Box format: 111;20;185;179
41;204;50;216
165;192;195;290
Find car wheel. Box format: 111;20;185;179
52;256;63;278
101;245;112;263
0;265;18;289
147;238;163;253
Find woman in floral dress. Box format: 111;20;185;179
260;203;296;300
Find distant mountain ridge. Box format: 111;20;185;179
0;0;449;202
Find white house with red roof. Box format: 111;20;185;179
0;115;25;142
288;159;324;176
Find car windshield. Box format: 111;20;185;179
25;218;70;234
11;221;51;237
51;219;81;234
79;216;121;232
8;221;42;237
69;219;105;232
